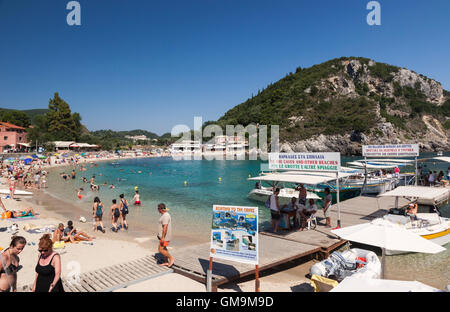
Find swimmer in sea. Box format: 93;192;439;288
109;184;115;189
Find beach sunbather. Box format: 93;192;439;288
8;207;36;218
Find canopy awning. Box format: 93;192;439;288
432;156;450;163
17;143;30;147
248;171;354;185
347;161;403;169
378;186;450;200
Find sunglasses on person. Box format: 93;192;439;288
38;249;49;253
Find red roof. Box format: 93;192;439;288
0;122;25;130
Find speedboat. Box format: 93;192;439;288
248;184;321;206
437;151;443;156
378;186;450;255
382;212;450;255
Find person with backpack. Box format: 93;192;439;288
110;199;121;232
119;194;129;231
92;197;105;233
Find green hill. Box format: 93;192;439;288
214;57;450;149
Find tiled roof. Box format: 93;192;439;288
0;122;25;130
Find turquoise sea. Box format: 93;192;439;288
45;152;450;289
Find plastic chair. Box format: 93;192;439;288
307;213;317;230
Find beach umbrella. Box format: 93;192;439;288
330;276;442;292
31;155;38;159
37;154;47;159
331;218;445;279
24;158;32;165
19;156;26;160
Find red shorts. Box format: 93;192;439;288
159;240;170;247
134;201;141;205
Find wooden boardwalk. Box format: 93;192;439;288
166;195;412;290
21;255;173;292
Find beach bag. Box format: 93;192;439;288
1;211;12;219
114;208;120;218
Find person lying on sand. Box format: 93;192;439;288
2;207;37;218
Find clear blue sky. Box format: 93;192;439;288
0;0;449;135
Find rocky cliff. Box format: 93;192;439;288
216;57;450;155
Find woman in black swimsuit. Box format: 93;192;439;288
32;234;64;292
0;236;26;292
119;194;129;231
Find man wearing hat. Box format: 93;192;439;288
157;203;174;267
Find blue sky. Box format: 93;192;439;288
0;0;449;135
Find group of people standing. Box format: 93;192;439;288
92;193;130;233
267;184;332;233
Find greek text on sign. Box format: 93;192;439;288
362;144;419;157
268;153;341;172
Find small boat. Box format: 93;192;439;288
247;169;357;206
0;189;33;196
248;185;321;206
378;186;450;255
310;248;381;281
437;151;443;156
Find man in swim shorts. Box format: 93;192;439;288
157;203;174;267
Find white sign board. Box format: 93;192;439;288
210;205;258;265
268;152;341;172
362;144;419;157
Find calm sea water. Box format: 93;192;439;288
45;152;450;289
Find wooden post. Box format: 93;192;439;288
255;265;260;292
206;257;213;292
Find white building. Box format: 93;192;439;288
170;140;202;154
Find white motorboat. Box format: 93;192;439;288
378;186;450;255
247;170;357;206
0;189;33;196
382;213;450;255
248;185;321;206
437;151;443;156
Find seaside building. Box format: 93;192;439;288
170;140;202;154
0;122;29;153
53;141;100;152
125;135;149;142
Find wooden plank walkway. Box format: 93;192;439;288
165;195;413;290
21;255;173;292
160;234;321;288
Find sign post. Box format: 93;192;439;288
268;152;342;228
210;205;259;291
362;144;420;186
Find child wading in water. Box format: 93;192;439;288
133;190;141;206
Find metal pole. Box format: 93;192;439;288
336;171;341;228
206;257;213;292
415;156;418;186
381;248;386;279
361;156;367;195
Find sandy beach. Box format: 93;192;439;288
0;153;318;293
